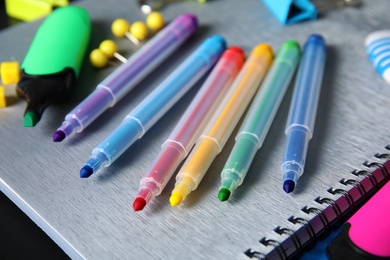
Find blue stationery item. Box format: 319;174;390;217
281;34;326;193
300;227;342;260
365;30;390;85
262;0;317;25
80;35;226;178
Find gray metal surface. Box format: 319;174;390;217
1;0;390;259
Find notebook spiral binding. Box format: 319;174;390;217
244;145;390;260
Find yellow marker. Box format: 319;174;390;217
169;44;273;206
0;86;6;108
0;61;20;85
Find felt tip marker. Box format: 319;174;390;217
327;180;390;259
80;35;227;178
53;13;198;142
281;34;326;193
169;44;273;206
132;47;245;211
218;40;301;202
16;6;91;127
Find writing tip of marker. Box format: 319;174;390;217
133;197;146;211
218;188;231;202
169;192;183;207
23;111;39;127
80;166;93;178
283;180;295;193
53;130;66;142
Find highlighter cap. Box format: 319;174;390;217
21;6;91;76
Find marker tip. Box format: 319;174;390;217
53;130;66;142
23;111;39;127
283;180;295;193
133;197;147;211
80;166;93;178
169;192;183;207
218;188;231;202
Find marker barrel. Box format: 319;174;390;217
82;35;227;175
219;40;300;198
55;13;198;139
170;44;274;205
281;34;326;192
134;47;245;208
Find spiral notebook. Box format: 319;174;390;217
245;147;390;259
1;0;390;259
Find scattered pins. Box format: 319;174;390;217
90;40;127;68
112;12;165;45
92;12;166;68
111;18;143;45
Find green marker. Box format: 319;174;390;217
17;6;91;127
218;40;301;201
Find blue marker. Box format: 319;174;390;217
80;35;226;178
281;34;326;193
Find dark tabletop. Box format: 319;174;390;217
0;2;70;258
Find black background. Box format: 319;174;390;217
0;0;69;258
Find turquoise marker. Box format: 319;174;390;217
17;6;91;127
80;35;226;178
218;40;301;201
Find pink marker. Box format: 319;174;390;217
327;180;390;258
133;47;245;211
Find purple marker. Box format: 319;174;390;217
53;13;198;142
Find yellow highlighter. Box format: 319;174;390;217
169;44;273;206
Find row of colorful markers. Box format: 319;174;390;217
22;10;326;211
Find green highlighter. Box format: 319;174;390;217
17;6;91;127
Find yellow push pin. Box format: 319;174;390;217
0;61;20;85
130;21;149;41
99;39;127;63
111;18;143;45
90;49;109;68
146;12;165;31
89;40;127;68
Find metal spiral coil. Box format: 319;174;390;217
244;146;390;259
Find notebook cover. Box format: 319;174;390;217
0;0;390;259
